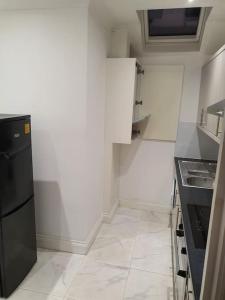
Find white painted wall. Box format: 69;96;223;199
119;139;175;210
103;142;120;217
110;28;130;58
0;6;109;250
85;9;110;231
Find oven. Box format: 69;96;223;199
174;210;188;299
171;178;188;300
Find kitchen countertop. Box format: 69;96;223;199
174;157;214;300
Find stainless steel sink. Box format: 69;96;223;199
188;170;214;178
186;177;214;189
179;160;217;189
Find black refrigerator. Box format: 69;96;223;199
0;114;37;298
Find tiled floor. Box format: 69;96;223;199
3;207;173;300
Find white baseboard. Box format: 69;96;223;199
119;199;170;214
36;214;103;255
103;200;119;223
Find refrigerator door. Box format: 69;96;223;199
0;198;37;297
0;118;34;216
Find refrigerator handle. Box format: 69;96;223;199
0;152;10;159
0;144;31;160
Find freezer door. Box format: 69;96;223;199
0;118;34;216
0;198;37;297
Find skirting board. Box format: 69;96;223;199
103;200;119;223
119;199;171;214
36;214;103;255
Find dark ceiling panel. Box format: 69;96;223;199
148;8;201;37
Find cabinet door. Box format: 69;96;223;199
206;53;223;107
198;49;225;126
218;50;225;103
198;66;209;125
106;58;136;144
133;67;139;122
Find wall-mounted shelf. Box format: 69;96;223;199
197;125;220;144
132;114;150;140
207;99;225;116
132;114;150;125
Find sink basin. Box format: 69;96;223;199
178;160;217;189
188;170;214;178
186;177;214;189
180;161;216;173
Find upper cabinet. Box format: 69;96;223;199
199;49;225;109
139;65;184;142
198;45;225;143
105;58;145;144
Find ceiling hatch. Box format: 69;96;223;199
139;7;211;52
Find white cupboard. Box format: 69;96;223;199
105;58;141;144
140;65;184;141
197;45;225;143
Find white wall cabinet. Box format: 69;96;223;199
140;65;184;142
197;45;225;143
106;58;138;144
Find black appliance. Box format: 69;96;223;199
188;204;211;249
0;114;37;298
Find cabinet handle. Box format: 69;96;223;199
137;69;144;75
176;230;184;237
178;224;183;230
177;270;187;278
181;247;187;255
135;101;143;105
132;130;141;135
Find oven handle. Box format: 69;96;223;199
172;179;176;208
174;230;187;278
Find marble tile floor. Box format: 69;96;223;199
3;207;173;300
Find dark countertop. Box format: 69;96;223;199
174;157;214;300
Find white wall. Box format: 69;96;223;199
119;52;218;210
103;142;120;216
0;6;109;251
85;11;110;231
119;139;175;210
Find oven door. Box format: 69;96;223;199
174;211;188;300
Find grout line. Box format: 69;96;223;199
18;288;63;298
28;209;172;300
128;266;173;277
121;229;139;300
62;253;88;300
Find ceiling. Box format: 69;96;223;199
90;0;225;56
0;0;224;55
